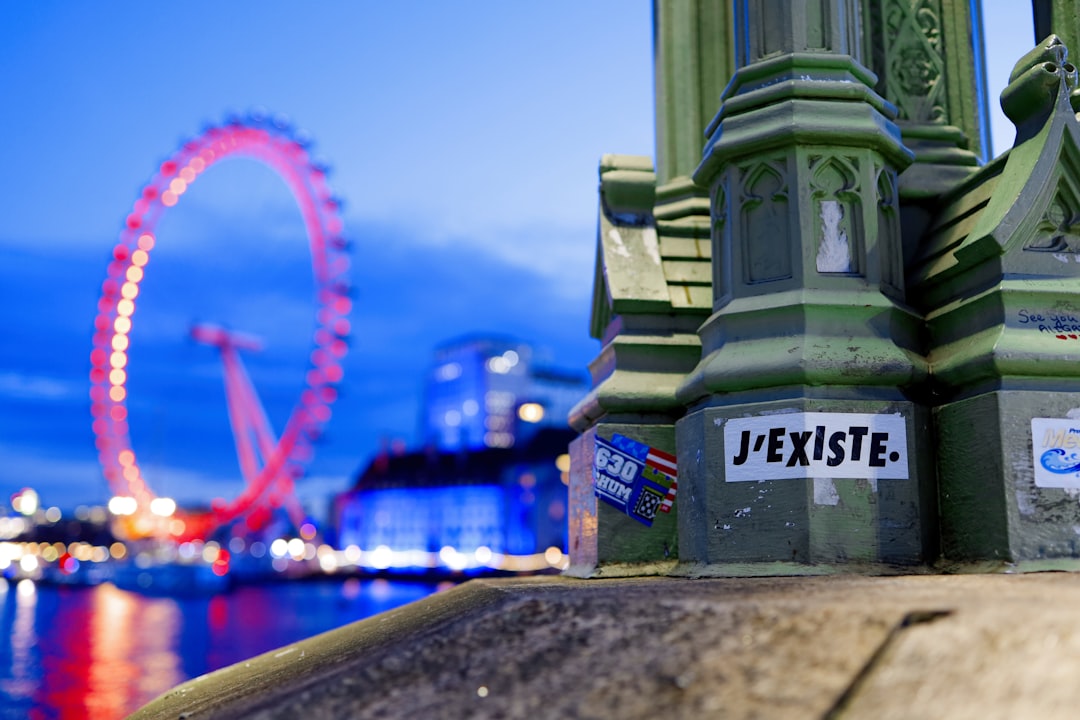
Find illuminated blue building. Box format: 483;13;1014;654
334;428;573;568
333;336;584;571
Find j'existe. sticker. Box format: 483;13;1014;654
593;434;677;526
723;412;909;482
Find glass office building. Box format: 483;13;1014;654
421;335;587;451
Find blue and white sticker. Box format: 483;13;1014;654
593;434;676;526
1032;418;1080;488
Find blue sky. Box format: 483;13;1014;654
0;3;1037;514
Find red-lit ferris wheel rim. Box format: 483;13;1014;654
89;112;351;538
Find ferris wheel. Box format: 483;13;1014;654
89;111;351;540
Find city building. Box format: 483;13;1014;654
332;336;584;571
335;428;571;567
421;335;588;451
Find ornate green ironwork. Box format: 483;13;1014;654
570;0;1080;575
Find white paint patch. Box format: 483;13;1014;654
1010;455;1038;516
713;418;725;427
816;200;852;273
1053;253;1072;264
1016;488;1037;516
607;228;631;258
641;226;661;265
813;477;840;505
274;648;297;659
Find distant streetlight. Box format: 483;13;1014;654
108;496;137;516
518;403;545;423
149;497;176;517
11;488;38;516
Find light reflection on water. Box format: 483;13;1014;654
0;577;438;719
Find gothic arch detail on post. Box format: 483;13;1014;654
876;165;903;296
712;176;732;304
739;159;791;284
809;154;862;275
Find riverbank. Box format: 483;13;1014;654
129;572;1080;719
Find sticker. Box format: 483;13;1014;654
593;434;677;526
723;412;908;482
1032;418;1080;488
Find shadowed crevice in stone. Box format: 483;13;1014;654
824;608;954;720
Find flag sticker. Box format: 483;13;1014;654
593;434;677;526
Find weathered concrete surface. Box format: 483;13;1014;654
130;573;1080;719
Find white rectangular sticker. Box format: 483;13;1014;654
1031;418;1080;489
723;412;909;482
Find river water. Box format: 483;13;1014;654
0;577;441;719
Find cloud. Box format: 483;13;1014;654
134;463;246;507
0;437;348;515
380;218;598;303
0;372;76;401
0;444;105;508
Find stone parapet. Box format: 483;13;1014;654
130;574;1080;720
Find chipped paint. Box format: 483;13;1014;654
816;200;852;273
813;477;840;506
607;228;631;258
642;226;661;265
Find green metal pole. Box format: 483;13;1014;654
674;0;937;573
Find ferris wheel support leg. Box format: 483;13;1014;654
228;347;302;523
220;345;262;485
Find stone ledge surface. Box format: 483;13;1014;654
129;573;1080;719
